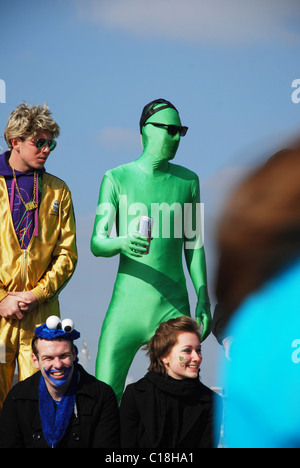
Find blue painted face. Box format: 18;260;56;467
43;365;73;387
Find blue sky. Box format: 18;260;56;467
1;0;300;386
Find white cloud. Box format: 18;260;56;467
74;0;300;45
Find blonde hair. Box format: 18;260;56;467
145;316;201;374
4;103;60;148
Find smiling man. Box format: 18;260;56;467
0;317;120;448
0;103;77;412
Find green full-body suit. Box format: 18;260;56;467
91;100;211;402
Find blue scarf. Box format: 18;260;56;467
39;364;78;448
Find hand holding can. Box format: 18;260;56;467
137;216;153;255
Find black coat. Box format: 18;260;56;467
0;364;120;448
119;372;222;448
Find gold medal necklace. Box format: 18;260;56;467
8;161;37;211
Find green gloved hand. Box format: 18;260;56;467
196;285;212;341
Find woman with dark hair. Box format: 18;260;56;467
120;316;222;448
215;146;300;448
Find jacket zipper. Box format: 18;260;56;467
21;249;28;290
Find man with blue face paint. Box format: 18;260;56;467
32;318;80;392
0;317;120;448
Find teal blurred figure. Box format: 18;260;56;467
215;146;300;448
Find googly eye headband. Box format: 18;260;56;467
34;315;80;341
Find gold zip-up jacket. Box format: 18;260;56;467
0;173;77;309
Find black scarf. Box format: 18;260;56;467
144;371;203;447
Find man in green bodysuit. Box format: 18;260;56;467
91;99;211;402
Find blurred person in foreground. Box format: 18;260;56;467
0;103;77;412
215;145;300;448
120;316;222;448
0;316;120;448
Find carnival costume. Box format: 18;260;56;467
0;151;77;410
0;317;120;448
91;100;211;402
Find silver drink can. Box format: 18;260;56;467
138;216;153;254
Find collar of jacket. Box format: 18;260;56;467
131;374;214;445
134;373;213;401
11;364;100;433
11;364;96;402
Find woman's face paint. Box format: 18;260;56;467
162;332;202;380
179;356;189;368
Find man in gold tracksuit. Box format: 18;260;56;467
0;103;77;411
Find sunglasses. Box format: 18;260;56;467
33;138;57;151
144;122;188;137
20;136;57;151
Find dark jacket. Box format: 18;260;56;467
119;372;222;448
0;365;120;448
